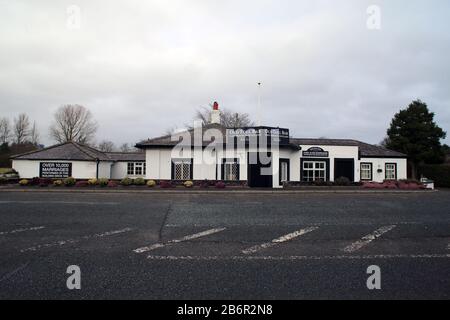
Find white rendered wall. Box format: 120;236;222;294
12;160;98;179
359;158;407;182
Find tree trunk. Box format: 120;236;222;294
409;160;418;180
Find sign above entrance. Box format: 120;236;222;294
39;162;72;178
226;127;290;145
302;147;329;158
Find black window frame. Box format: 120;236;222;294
221;158;240;181
385;163;397;180
360;162;373;181
171;158;193;180
279;158;290;185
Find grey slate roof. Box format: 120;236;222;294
136;123;226;148
106;152;145;161
11;142;145;162
137;124;406;158
291;138;406;157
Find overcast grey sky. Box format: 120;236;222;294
1;0;449;146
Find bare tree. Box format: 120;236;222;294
194;105;254;128
98;140;115;152
119;143;131;152
0;117;10;144
30;121;40;145
50;104;98;144
13;113;31;144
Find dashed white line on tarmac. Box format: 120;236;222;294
134;227;227;254
146;254;450;261
20;227;133;252
242;227;319;255
0;226;45;236
343;225;397;253
0;201;118;205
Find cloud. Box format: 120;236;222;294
0;0;449;146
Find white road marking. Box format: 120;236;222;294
0;201;118;205
146;254;450;261
242;227;319;255
0;226;45;236
20;227;132;252
134;227;226;254
343;225;397;253
0;262;30;283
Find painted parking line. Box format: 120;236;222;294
242;227;319;255
0;226;45;236
343;225;397;253
0;201;118;205
134;227;227;254
146;254;450;261
20;227;133;252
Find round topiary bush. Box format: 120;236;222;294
120;177;133;186
334;176;351;186
19;179;29;186
134;177;146;186
88;178;98;186
147;180;156;187
53;180;63;187
183;180;194;188
63;177;76;186
98;178;109;187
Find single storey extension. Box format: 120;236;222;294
11;141;145;180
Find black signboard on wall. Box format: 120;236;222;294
302;147;329;158
39;162;72;178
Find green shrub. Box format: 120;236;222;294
147;180;156;187
334;176;351;186
88;178;98;186
183;180;194;188
53;180;63;187
63;177;76;186
19;179;29;186
134;177;146;186
419;164;450;188
98;178;109;187
121;177;133;186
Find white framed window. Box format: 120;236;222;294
302;161;326;182
360;163;372;180
173;159;192;180
223;159;239;181
280;161;289;182
385;163;397;180
127;162;146;176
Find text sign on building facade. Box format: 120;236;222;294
302;147;329;158
39;162;72;178
226;127;290;145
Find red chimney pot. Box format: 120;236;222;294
213;101;219;110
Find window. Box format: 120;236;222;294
385;163;397;180
222;159;239;181
127;162;134;175
173;160;192;180
302;161;326;182
127;162;146;176
360;163;372;181
280;160;289;183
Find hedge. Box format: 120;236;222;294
419;164;450;188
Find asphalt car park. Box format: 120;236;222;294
0;190;449;299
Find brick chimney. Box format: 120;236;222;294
210;101;220;124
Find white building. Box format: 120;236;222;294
11;142;145;180
11;103;407;188
135;104;407;188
